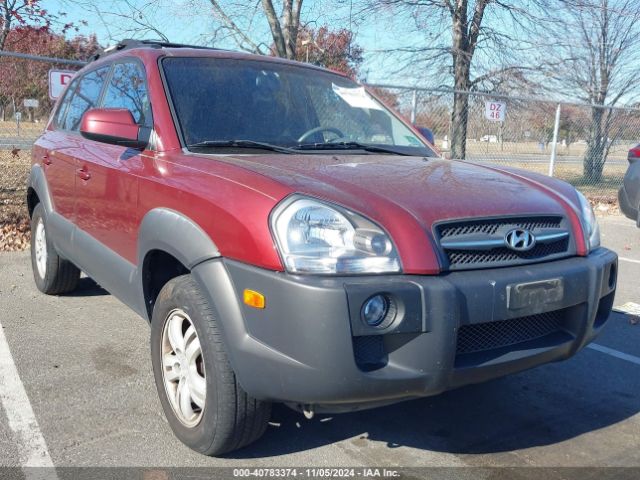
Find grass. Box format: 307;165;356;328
0;149;30;251
0;119;45;143
0;149;29;220
463;140;631;161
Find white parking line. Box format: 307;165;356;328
0;320;58;478
619;257;640;265
587;343;640;366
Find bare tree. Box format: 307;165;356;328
59;0;172;44
360;1;542;159
207;0;303;59
71;0;307;60
540;0;640;181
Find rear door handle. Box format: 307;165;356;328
76;167;91;181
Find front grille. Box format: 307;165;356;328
436;216;572;270
447;238;569;266
439;217;561;239
456;310;563;355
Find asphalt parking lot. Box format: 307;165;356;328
0;214;638;475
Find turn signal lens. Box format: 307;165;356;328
243;289;265;309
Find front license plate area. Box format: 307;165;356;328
507;278;564;310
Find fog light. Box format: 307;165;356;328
361;294;390;327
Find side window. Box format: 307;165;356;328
62;66;109;131
52;77;79;129
102;62;151;126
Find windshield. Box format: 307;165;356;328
161;57;436;156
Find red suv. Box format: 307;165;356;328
27;40;617;456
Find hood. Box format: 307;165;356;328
193;153;586;273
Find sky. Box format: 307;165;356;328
41;0;430;85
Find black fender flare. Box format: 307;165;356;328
137;208;221;270
27;164;54;215
137;209;250;376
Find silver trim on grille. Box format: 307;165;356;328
440;231;569;251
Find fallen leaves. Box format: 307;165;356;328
0;217;30;252
589;196;620;216
1;149;31;251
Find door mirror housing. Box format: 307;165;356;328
80;108;148;150
414;125;434;145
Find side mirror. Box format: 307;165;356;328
414;125;434;145
80;108;148;150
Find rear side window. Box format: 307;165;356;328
101;62;151;126
61;66;109;131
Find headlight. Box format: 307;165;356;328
271;196;401;274
576;190;600;251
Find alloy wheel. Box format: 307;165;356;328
161;308;206;427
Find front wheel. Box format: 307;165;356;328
150;274;271;456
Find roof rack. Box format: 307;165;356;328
91;39;222;61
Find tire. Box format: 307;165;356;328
150;274;271;456
30;204;80;295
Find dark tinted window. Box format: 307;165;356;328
52;77;79;129
101;62;151;125
62;67;109;131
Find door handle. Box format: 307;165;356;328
42;155;52;166
76;167;91;181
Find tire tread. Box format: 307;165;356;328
30;204;80;295
152;274;270;456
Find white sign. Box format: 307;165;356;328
48;69;76;100
485;100;506;122
23;98;39;108
332;84;383;110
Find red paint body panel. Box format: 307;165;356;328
35;46;588;274
74;139;142;262
34;132;77;220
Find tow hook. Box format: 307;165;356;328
303;405;314;419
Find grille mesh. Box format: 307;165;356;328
456;310;563;355
439;217;562;238
353;335;386;371
447;238;569;266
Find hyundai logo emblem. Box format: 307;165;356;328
505;228;536;251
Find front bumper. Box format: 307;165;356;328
192;248;617;412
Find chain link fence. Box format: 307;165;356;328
372;85;639;201
0;52;85;249
1;52;637;250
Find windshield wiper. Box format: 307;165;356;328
293;141;413;156
187;140;295;154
